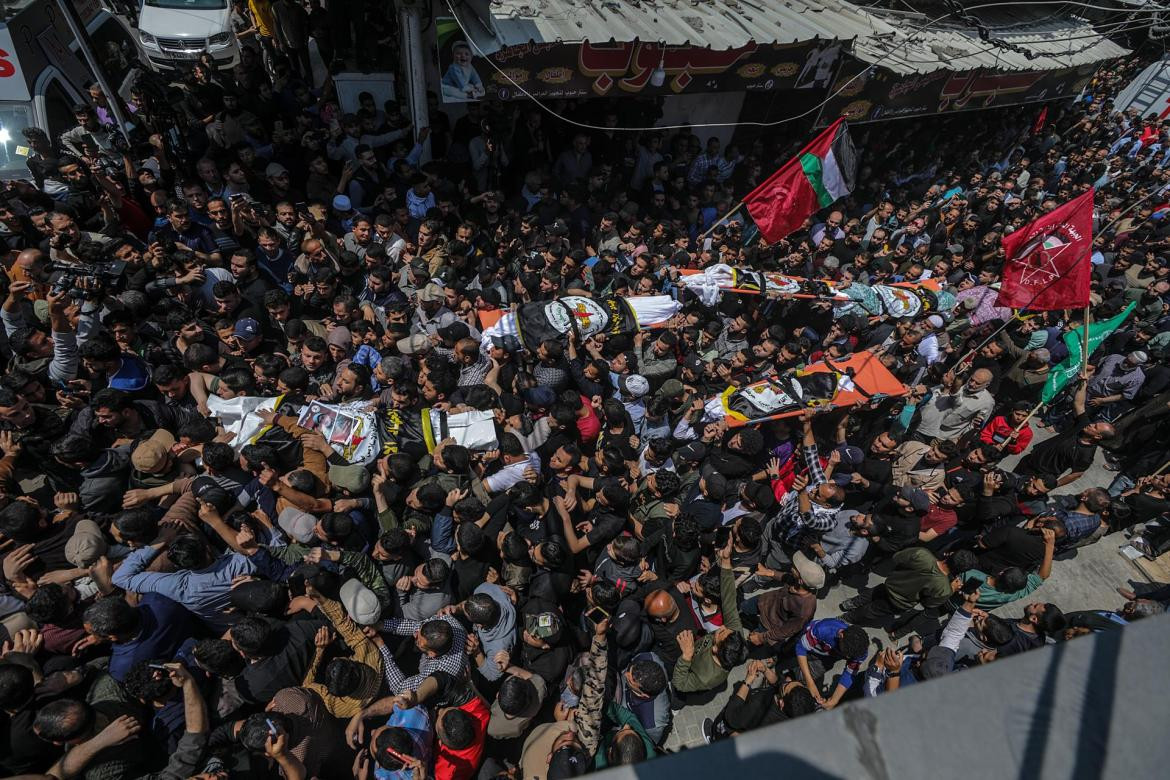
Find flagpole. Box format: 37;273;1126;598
703;118;849;243
996;399;1044;452
1080;303;1092;377
697;200;747;242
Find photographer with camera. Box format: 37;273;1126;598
1;281;78;387
45;211;117;264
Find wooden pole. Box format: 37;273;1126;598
996;400;1044;451
1080;303;1092;376
951;313;1019;375
696;200;746;242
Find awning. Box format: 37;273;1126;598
451;0;1128;74
442;0;1129;114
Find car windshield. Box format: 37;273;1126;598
144;0;226;9
0;102;35;180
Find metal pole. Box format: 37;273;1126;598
398;0;431;164
53;0;131;142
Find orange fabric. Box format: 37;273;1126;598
725;350;907;427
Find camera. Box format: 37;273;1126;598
47;259;128;301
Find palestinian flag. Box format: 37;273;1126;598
744;118;857;243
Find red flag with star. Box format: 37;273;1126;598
996;189;1093;311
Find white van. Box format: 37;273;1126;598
137;0;240;71
0;0;141;178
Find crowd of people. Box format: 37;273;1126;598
0;11;1168;779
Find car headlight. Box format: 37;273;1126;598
208;32;232;47
139;31;157;46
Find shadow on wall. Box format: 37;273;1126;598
618;619;1130;780
632;746;846;780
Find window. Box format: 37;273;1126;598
87;17;138;86
144;0;227;8
0;100;35;179
42;78;76;139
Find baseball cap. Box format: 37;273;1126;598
233;317;261;341
190;475;234;514
131;429;177;474
656;378;686;401
918;644;957;680
675;441;707;463
835;444;865;469
522;386;556;408
437;322;470;344
682;353;705;373
792;550;826;590
340;578;382;625
547;746;591;779
490;334;522;353
65;519;107;568
396;334;432;355
701;469;728;501
265;162;288;177
743;481;776;513
278;507;317;543
329;463;371;494
619;374;650;399
899;485;931;514
524;611;562;641
418;283;446;302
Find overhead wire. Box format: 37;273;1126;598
443;0;1155;132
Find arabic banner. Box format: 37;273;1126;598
677;264;957;320
820;61;1099;125
515;295;639;350
479;38;847;101
480;294;682;352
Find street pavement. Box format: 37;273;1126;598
661;424;1161;752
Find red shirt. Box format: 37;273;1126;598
434;696;490;780
118;197;153;241
979;415;1033;455
576;395;601;444
920;506;957;538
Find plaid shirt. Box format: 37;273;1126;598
688;152;738;184
1056;509;1102;543
378;613;468;692
459;353;493;387
532;360;570;392
776;441;837;540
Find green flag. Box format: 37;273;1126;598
1040;302;1136;403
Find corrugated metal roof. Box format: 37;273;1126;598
453;0;1130;74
